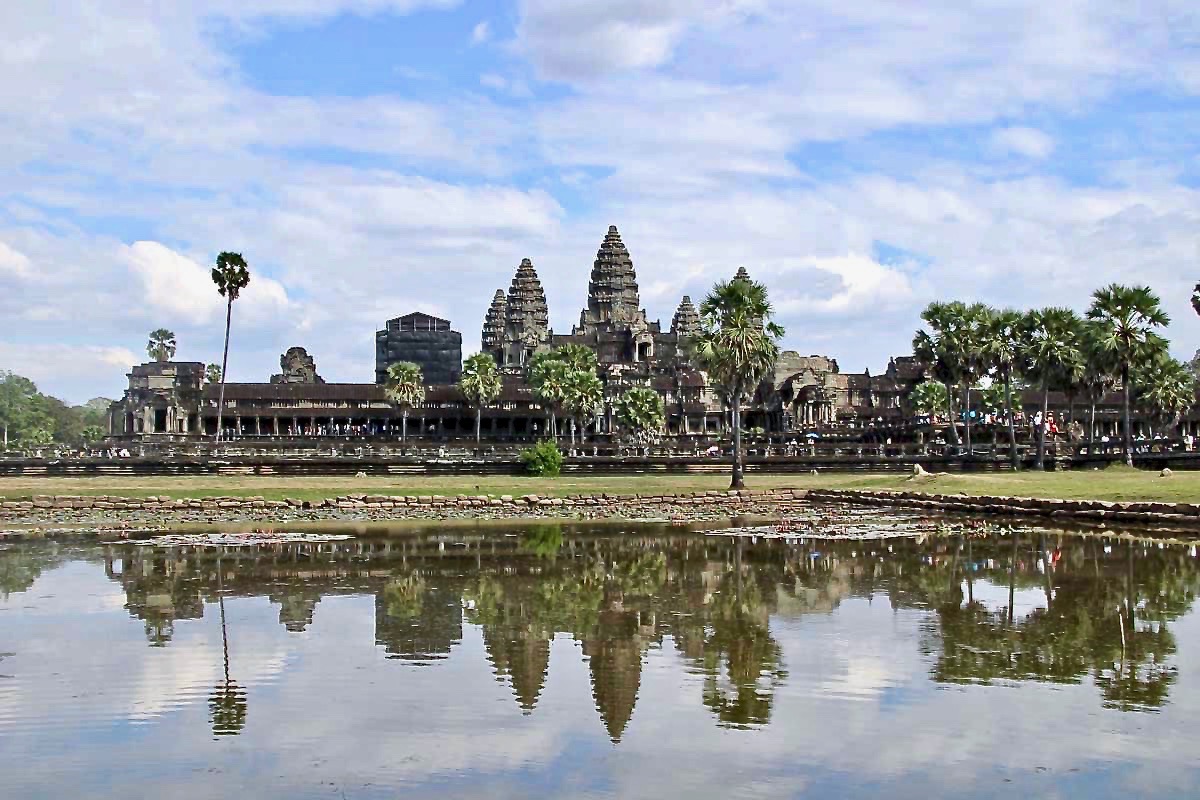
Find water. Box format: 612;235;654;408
2;520;1199;799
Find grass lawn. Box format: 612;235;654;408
0;466;1194;503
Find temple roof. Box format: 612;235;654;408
581;225;642;328
482;289;508;352
671;295;700;339
505;258;550;335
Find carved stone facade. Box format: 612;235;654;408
489;258;552;369
271;346;323;385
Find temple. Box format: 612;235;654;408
106;224;1198;444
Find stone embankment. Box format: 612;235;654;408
2;487;1198;531
806;489;1200;528
0;489;811;528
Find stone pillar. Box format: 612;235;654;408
235;415;242;436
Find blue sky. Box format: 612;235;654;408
2;0;1198;402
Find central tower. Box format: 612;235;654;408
580;225;641;329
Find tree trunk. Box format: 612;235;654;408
401;409;408;446
1035;387;1049;470
216;296;233;442
963;384;973;456
549;410;557;439
1122;366;1133;467
475;406;482;444
942;381;960;447
2;423;7;450
730;393;745;490
1088;401;1097;451
570;417;577;448
1004;371;1019;471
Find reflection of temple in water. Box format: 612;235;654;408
86;526;1200;737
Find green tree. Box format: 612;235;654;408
980;307;1027;469
912;302;964;448
909;380;949;416
1134;353;1195;438
528;353;569;438
205;363;222;385
1086;285;1171;467
562;369;603;447
1022;307;1084;470
692;272;784;489
210;252;251;442
0;372;42;449
80;424;106;444
616;387;665;445
146;328;177;362
383;361;424;446
459;353;503;443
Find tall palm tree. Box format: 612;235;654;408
562;369;604;447
210;252;250;441
979;308;1027;469
1086;285;1171;467
953;303;990;455
529;353;569;438
204;363;222;385
209;554;246;736
913;302;963;448
692;272;784;490
459;353;502;444
383;361;424;447
146;328;177;362
1023;307;1084;470
1134;352;1195;438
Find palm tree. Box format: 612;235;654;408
616;387;665;445
204;363;222;385
383;361;424;447
209;554;246;736
210;252;251;441
692;272;784;489
1086;285;1171;467
979;308;1026;469
1193;281;1199;317
1023;307;1084;470
459;353;502;443
1134;353;1195;439
146;328;177;362
529;353;569;438
954;303;990;455
562;369;604;448
913;302;963;448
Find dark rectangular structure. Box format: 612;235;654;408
375;312;462;385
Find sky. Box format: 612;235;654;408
2;0;1199;403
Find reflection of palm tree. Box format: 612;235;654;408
209;555;246;736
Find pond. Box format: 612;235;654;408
2;520;1199;799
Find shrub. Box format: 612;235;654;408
520;439;563;477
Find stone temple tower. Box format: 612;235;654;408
580;225;642;329
500;258;551;367
481;289;508;361
671;296;700;340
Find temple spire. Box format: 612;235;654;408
481;289;508;357
581;225;641;327
671;295;700;340
734;266;751;282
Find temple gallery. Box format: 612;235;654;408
107;226;1190;443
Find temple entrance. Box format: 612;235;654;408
153;408;167;433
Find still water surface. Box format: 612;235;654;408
2;521;1199;798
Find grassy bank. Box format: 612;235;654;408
0;467;1194;503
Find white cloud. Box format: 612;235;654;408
990;126;1056;159
0;342;139;399
121;241;290;326
471;20;491;44
0;240;31;277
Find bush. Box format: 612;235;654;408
520;439;563;477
